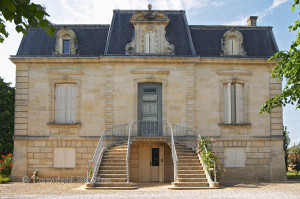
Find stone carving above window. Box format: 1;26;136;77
221;29;246;56
53;27;78;55
126;5;175;55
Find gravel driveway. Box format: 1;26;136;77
0;181;299;199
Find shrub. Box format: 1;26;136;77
197;137;217;175
0;153;12;177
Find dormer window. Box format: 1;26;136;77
63;39;70;54
221;29;246;56
54;27;77;55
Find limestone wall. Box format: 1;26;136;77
10;57;285;182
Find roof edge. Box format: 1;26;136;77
189;25;273;29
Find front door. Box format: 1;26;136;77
138;83;162;136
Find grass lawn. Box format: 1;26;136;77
287;171;300;179
0;176;10;184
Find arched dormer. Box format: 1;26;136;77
221;29;246;56
53;27;77;55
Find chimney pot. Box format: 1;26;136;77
247;16;258;26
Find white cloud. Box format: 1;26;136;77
224;0;289;25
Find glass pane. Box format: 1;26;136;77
63;40;70;54
152;148;159;166
144;88;156;93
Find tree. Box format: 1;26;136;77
283;126;291;172
260;0;300;113
289;144;300;175
0;77;15;155
0;0;55;43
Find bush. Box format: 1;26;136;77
197;137;217;175
0;153;12;177
0;175;10;184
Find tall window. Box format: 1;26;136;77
228;37;237;55
63;39;70;54
55;84;77;123
144;31;155;53
224;82;245;124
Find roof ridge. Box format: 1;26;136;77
189;25;273;29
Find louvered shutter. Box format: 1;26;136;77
236;83;244;123
224;83;228;123
55;84;66;123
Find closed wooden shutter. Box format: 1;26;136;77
53;148;75;168
55;84;76;123
236;83;244;123
224;83;228;123
224;147;246;168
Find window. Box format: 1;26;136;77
224;82;245;124
144;31;155;53
63;39;70;54
55;84;77;123
224;147;246;168
53;148;75;168
228;37;237;55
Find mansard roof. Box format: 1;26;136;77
15;9;278;58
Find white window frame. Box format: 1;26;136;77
222;81;248;124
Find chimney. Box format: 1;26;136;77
247;16;258;26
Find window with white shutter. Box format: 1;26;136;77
224;147;246;168
55;84;77;123
224;82;245;124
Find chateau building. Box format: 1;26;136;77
10;6;286;188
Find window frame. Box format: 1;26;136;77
49;78;81;125
219;78;249;125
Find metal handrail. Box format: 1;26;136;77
126;120;178;182
173;123;217;182
88;123;128;184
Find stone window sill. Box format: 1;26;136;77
218;123;251;127
47;122;82;128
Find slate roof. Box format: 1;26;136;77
16;25;109;56
15;10;279;58
190;25;278;57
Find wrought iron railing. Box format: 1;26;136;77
126;120;178;182
173;123;217;183
87;123;128;184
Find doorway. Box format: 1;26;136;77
138;83;162;136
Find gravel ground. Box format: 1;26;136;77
0;181;299;199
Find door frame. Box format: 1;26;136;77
133;78;168;123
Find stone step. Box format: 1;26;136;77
178;174;206;178
101;159;126;163
178;159;200;163
101;163;126;167
98;170;126;174
96;178;127;182
100;166;127;170
94;182;135;187
178;170;204;174
177;152;197;156
103;155;126;159
105;151;127;154
98;174;127;178
178;166;203;170
172;182;209;187
178;178;207;182
178;162;201;166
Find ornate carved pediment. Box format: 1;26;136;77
126;4;175;55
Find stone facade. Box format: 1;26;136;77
10;57;286;182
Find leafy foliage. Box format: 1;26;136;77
260;0;300;113
283;126;291;172
0;0;56;43
0;153;12;177
289;144;300;176
0;77;14;156
197;137;217;175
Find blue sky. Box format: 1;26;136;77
0;0;299;145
